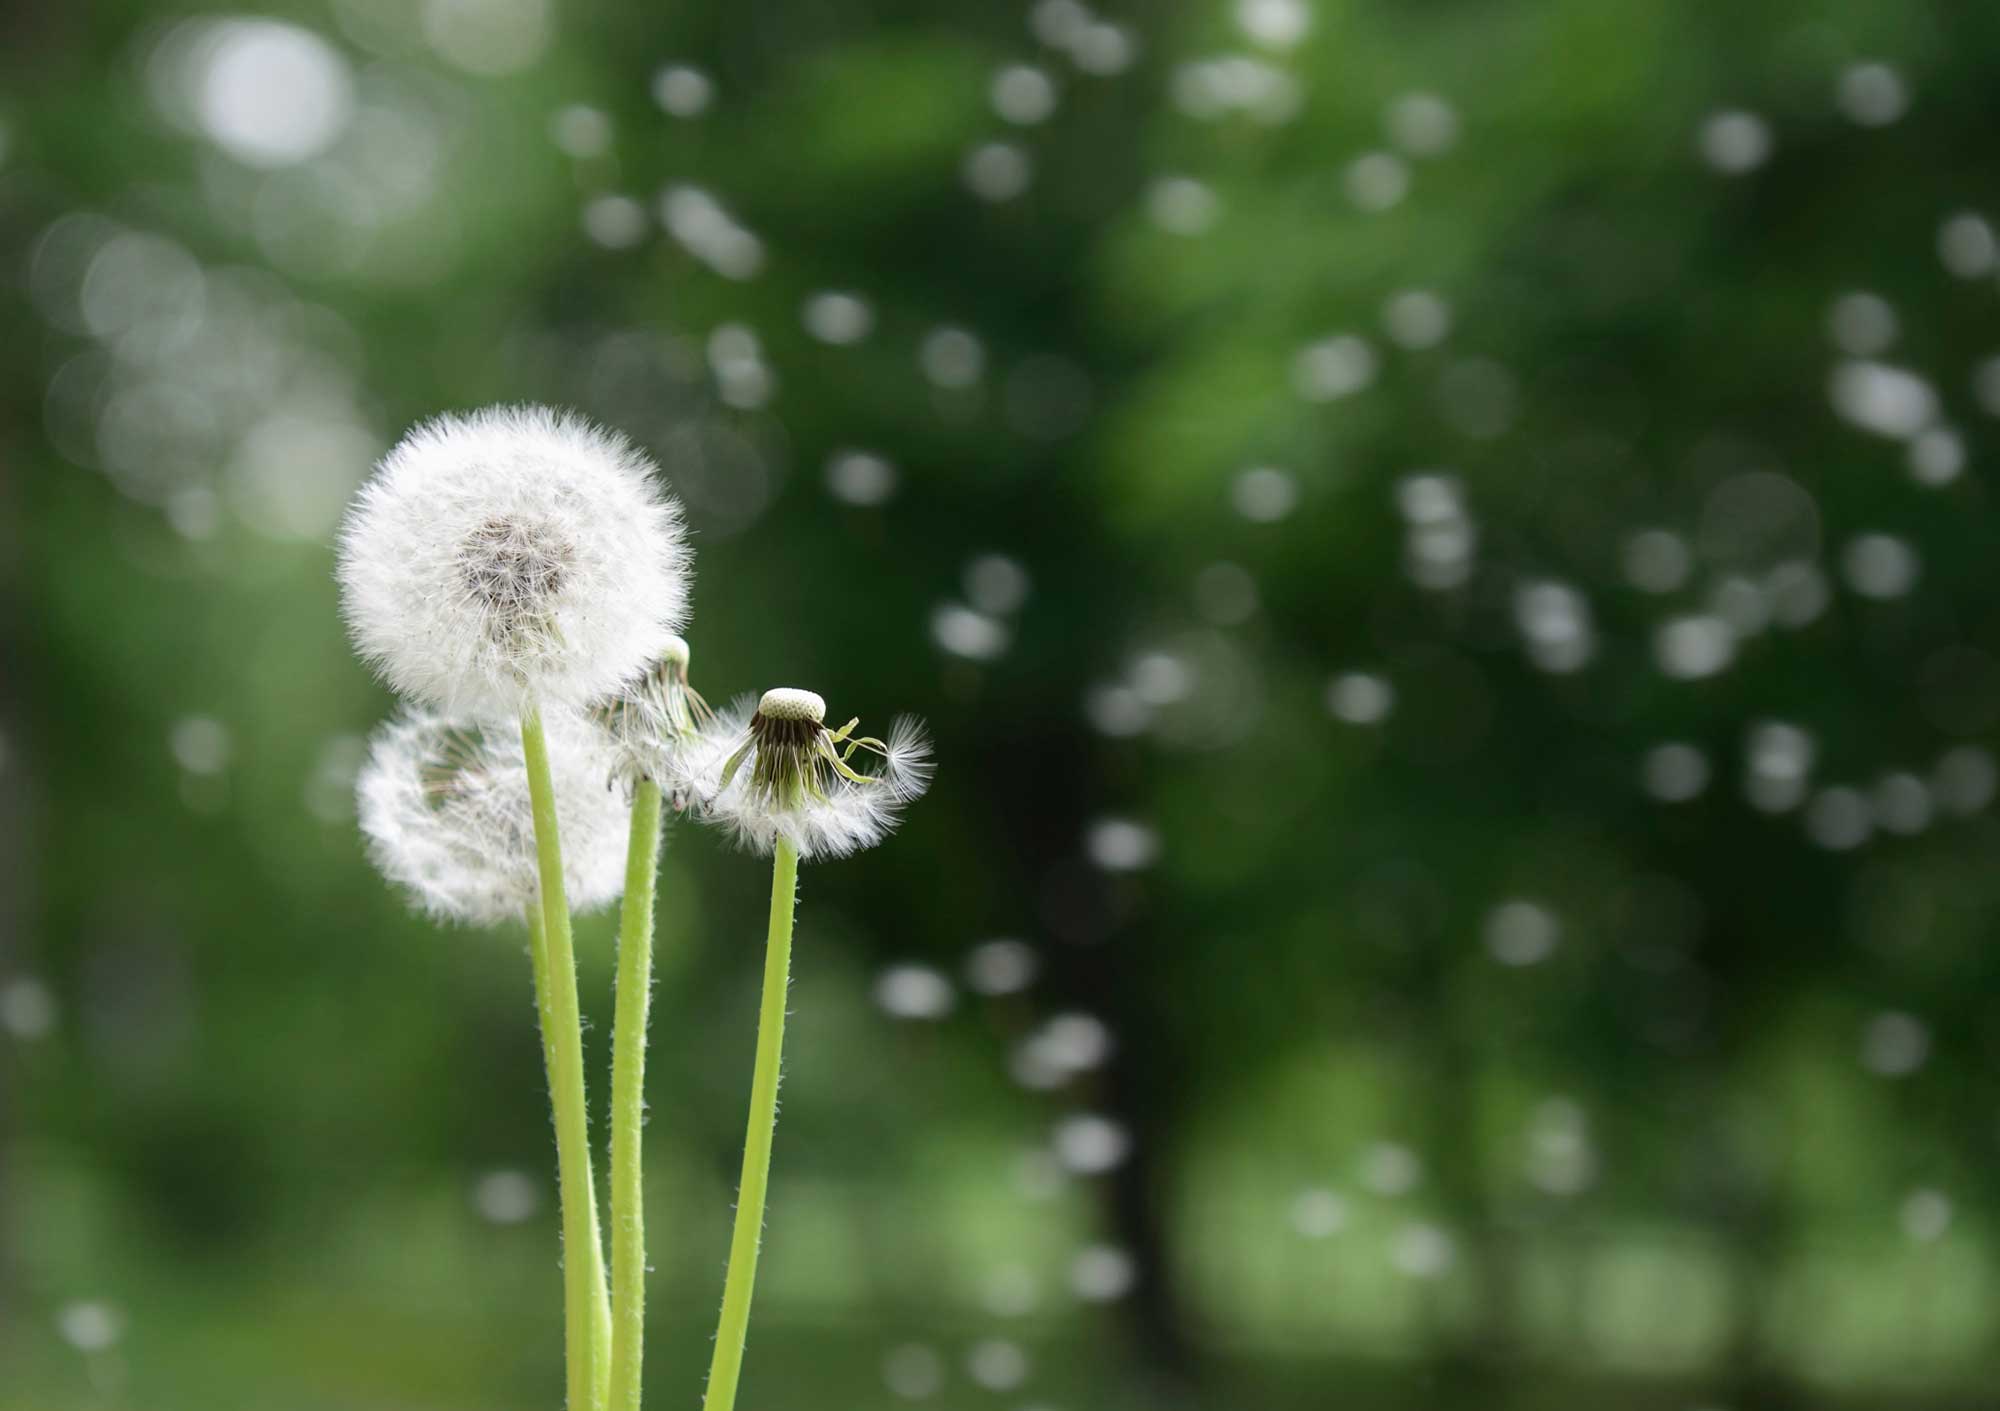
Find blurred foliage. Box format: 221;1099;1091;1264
6;0;2000;1408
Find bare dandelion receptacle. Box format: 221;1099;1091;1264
673;686;933;859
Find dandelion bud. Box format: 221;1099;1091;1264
338;406;691;717
673;687;934;859
357;709;629;926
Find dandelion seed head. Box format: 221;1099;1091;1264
338;406;690;717
356;708;628;926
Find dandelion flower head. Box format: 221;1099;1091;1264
338;405;691;717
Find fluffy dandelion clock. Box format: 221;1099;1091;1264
338;406;691;717
676;687;933;859
594;633;714;794
357;708;629;926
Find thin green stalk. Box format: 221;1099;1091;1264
521;706;611;1411
608;777;663;1411
702;837;800;1411
524;903;613;1406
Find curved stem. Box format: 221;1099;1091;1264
608;778;663;1411
521;707;610;1411
702;837;800;1411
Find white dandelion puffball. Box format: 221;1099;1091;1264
357;709;629;926
338;406;691;717
672;688;933;860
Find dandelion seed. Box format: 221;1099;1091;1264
1837;62;1907;127
473;1169;541;1223
801;290;874;345
1860;1011;1929;1076
1842;534;1919;599
1291;1188;1347;1238
672;689;933;860
1827;291;1897;355
874;964;956;1019
1386;92;1459;156
1085;816;1158;871
337;406;690;718
1053;1112;1130;1173
1907;427;1964;487
651;64;714;118
1326;672;1394;725
882;1343;945;1398
931;602;1010;659
1901;1188;1952;1241
1069;1244;1136;1301
1238;0;1309;51
1642;742;1709;802
1391;1222;1455;1277
583;194;648;250
1938;213;1998;279
967;1339;1030;1391
1382;289;1451;349
1623;529;1691;593
1345;151;1409;211
548;104;611;158
1147;176;1219;235
57;1301;125;1353
965;938;1038;995
1699;109;1772;174
964;141;1033;202
920;326;986;388
1935;745;1997;816
356;709;629;926
0;977;57;1040
991;65;1057;124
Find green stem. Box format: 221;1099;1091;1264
702;837;800;1411
608;777;663;1411
523;908;614;1408
521;707;611;1411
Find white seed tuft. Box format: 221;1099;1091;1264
356;709;629;926
338;405;691;717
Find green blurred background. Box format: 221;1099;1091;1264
7;0;2000;1406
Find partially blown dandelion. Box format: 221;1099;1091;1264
594;633;715;795
357;710;628;926
338;405;690;718
694;687;931;1411
675;688;933;859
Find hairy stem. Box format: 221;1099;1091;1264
524;902;613;1387
608;778;663;1411
521;707;611;1410
702;837;800;1411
